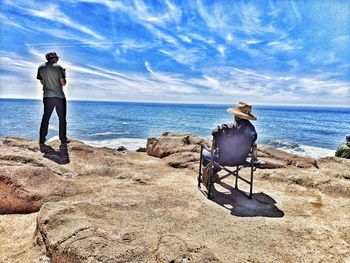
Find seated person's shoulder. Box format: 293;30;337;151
212;122;235;135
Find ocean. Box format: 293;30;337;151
1;99;349;158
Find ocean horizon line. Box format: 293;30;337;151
1;97;350;109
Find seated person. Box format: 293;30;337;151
202;102;258;179
335;135;350;159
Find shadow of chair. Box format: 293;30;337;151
209;181;284;217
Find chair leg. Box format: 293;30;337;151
207;168;213;199
249;165;254;198
235;166;239;189
207;180;212;199
198;146;203;188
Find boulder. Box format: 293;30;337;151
35;198;220;263
258;145;318;168
0;138;77;214
146;132;210;158
0;137;129;214
146;133;319;170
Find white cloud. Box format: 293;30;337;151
178;34;192;43
134;0;182;25
267;41;296;51
226;33;233;43
26;4;105;40
73;0;125;10
3;1;105;40
0;13;35;33
25;29;112;50
239;3;263;35
158;47;201;68
217;45;226;56
246;39;262;45
187;33;216;45
1;1;349;106
1;49;349;106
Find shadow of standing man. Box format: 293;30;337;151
40;143;70;165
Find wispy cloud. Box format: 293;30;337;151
0;13;35;33
20;3;105;40
1;0;349;106
134;0;182;25
2;1;111;52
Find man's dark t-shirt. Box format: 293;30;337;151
37;62;66;98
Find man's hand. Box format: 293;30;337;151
60;68;67;86
60;78;67;86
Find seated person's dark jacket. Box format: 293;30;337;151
209;119;257;166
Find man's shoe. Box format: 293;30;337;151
39;143;49;153
211;173;219;182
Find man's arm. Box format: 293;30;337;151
59;67;66;86
37;67;43;85
60;78;66;86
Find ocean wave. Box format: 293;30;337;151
263;139;334;158
82;138;146;150
265;139;304;152
48;124;58;132
88;131;130;137
47;136;146;150
297;145;335;159
47;135;59;142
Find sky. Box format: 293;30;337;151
0;0;349;106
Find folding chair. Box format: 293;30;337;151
197;131;264;199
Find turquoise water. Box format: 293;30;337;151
1;99;349;158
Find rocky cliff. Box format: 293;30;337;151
0;135;349;262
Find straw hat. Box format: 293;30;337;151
226;102;257;121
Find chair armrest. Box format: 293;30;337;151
245;158;265;166
251;142;258;160
201;143;211;151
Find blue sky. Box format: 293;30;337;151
0;0;349;106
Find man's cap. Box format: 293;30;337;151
346;135;350;142
227;102;257;121
45;52;60;60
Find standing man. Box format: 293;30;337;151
37;52;68;151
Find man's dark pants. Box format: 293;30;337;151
39;97;67;144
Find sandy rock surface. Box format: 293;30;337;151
1;135;350;262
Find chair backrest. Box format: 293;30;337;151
212;123;255;166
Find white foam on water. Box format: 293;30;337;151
48;124;58;132
279;144;335;159
82;138;147;150
89;131;130;136
47;136;59;142
262;139;335;159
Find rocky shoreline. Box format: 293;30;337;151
1;134;349;262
